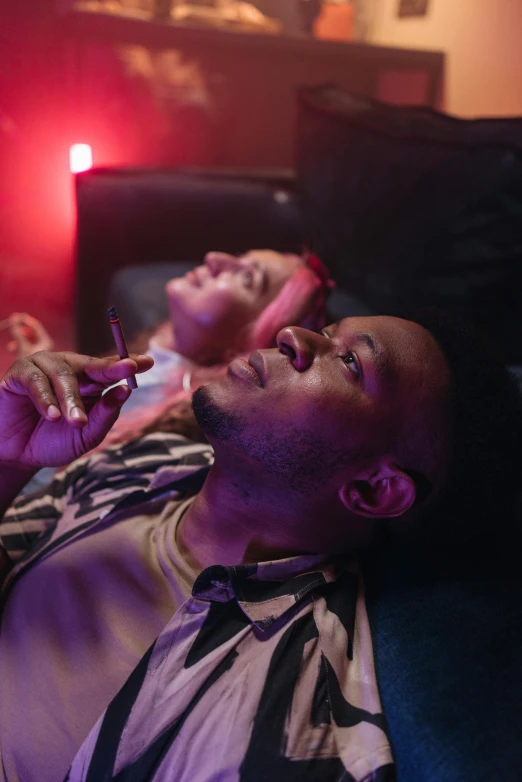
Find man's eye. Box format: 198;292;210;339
340;352;360;377
322;332;360;378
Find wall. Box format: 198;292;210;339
370;0;522;117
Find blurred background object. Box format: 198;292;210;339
171;1;282;33
397;0;429;18
314;0;354;41
299;0;322;33
4;0;522;378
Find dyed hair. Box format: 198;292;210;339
250;252;334;348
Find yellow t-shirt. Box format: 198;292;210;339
0;434;211;782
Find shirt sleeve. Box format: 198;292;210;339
0;433;213;565
0;467;74;563
0;434;213;565
0;442;108;564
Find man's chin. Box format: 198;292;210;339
192;385;245;442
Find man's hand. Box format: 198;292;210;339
0;351;154;469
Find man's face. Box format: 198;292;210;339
192;316;452;496
166;251;302;337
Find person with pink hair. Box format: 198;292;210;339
5;248;334;451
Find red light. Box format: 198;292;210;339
69;144;93;174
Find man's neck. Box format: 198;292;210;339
177;463;312;569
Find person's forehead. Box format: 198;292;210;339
336;315;431;350
334;315;451;383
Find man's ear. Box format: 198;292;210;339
339;461;417;519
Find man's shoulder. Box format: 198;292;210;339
82;433;213;479
65;433;213;511
0;435;212;582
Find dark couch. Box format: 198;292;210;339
74;89;522;782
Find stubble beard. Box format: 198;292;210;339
192;386;355;496
192;385;246;441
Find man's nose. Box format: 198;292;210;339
277;326;324;372
204;252;238;277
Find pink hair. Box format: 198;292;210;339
251;252;335;348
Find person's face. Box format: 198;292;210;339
193;316;452;498
166;250;302;339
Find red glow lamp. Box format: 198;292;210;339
69;144;93;174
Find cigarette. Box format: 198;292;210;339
108;306;138;390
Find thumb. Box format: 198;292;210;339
80;385;131;450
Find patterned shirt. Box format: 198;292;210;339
0;433;214;570
67;560;394;781
0;435;394;782
0;435;214;782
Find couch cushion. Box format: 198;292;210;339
363;545;522;782
296;86;522;363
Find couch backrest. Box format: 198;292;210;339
297;86;522;363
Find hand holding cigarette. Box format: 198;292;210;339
0;350;153;468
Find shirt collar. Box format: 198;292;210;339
192;555;343;632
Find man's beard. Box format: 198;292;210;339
192;386;356;496
192;385;246;441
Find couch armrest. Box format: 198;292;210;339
75;167;304;356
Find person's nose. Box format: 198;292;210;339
204;252;238;277
277;326;327;372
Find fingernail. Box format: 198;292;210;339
47;404;61;420
70;406;85;420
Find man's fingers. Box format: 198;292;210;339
79;354;154;386
0;351;153;427
0;358;62;422
30;353;88;426
80;384;131;450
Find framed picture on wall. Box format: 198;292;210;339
397;0;429;17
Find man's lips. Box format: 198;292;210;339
248;351;266;386
227;358;263;388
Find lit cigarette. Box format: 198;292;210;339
108;306;138;390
